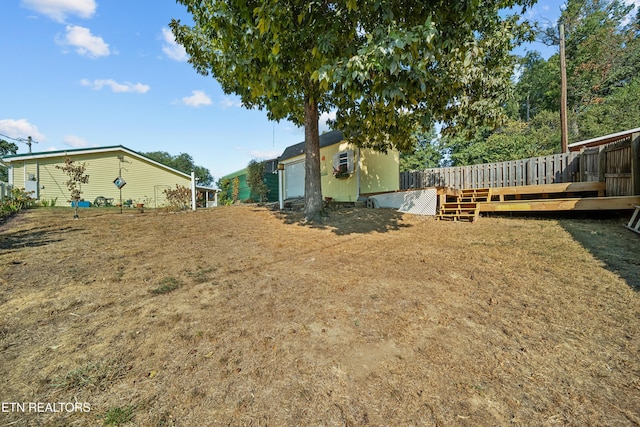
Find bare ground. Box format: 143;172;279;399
0;205;639;426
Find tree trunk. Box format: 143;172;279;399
303;97;323;222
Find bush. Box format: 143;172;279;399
216;178;233;206
0;188;35;220
246;159;269;202
163;184;191;210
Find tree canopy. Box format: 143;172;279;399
143;151;213;186
446;0;640;166
399;127;442;172
0;139;18;182
171;0;534;221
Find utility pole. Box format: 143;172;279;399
559;23;569;153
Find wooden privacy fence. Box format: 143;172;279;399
401;135;640;195
401;152;580;190
579;138;640;197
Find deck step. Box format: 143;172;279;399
437;188;489;222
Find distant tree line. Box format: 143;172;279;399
143;151;213;186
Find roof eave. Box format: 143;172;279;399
1;145;192;179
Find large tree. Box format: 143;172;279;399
171;0;534;221
399;126;442;171
534;0;640;140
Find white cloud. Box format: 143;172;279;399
161;27;187;61
22;0;97;23
0;118;46;141
81;78;150;93
63;135;92;148
319;110;336;133
57;25;110;58
248;150;281;160
182;90;212;107
220;96;243;109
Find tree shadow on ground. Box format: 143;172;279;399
272;207;412;235
0;224;74;252
0;212;76;252
558;213;640;291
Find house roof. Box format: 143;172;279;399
1;145;191;179
220;168;247;181
279;130;344;161
568;127;640;151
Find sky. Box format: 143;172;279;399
0;0;633;182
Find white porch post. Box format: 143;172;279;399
191;171;196;211
278;164;284;210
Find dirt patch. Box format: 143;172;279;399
1;206;639;426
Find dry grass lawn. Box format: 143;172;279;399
0;205;639;426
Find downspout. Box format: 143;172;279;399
191;171;196;211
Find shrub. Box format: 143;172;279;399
0;188;35;220
163;185;191;210
231;177;240;203
246;159;269;202
216;178;233;206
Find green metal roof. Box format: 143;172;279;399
1;145;191;179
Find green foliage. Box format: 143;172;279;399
231;177;240;203
246;160;269;202
0;188;35;220
143;151;213;186
576;77;640;139
0;139;18;182
55;156;90;219
443;0;640;164
527;0;640;141
399;127;442;171
171;0;535;220
514;52;560;121
216;178;233;206
162;184;191;210
38;197;58;208
443;112;561;165
476;115;560;163
150;277;182;295
101;405;135;425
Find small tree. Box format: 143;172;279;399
231;177;240;203
55;157;89;219
246;160;269;202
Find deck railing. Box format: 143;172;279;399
401;134;639;196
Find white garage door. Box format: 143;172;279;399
285;161;305;198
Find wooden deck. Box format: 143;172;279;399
437;181;640;217
479;195;640;212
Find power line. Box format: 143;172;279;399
0;133;40;153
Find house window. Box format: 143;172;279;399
332;150;354;178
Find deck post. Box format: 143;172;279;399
598;146;607;183
632;132;640;195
